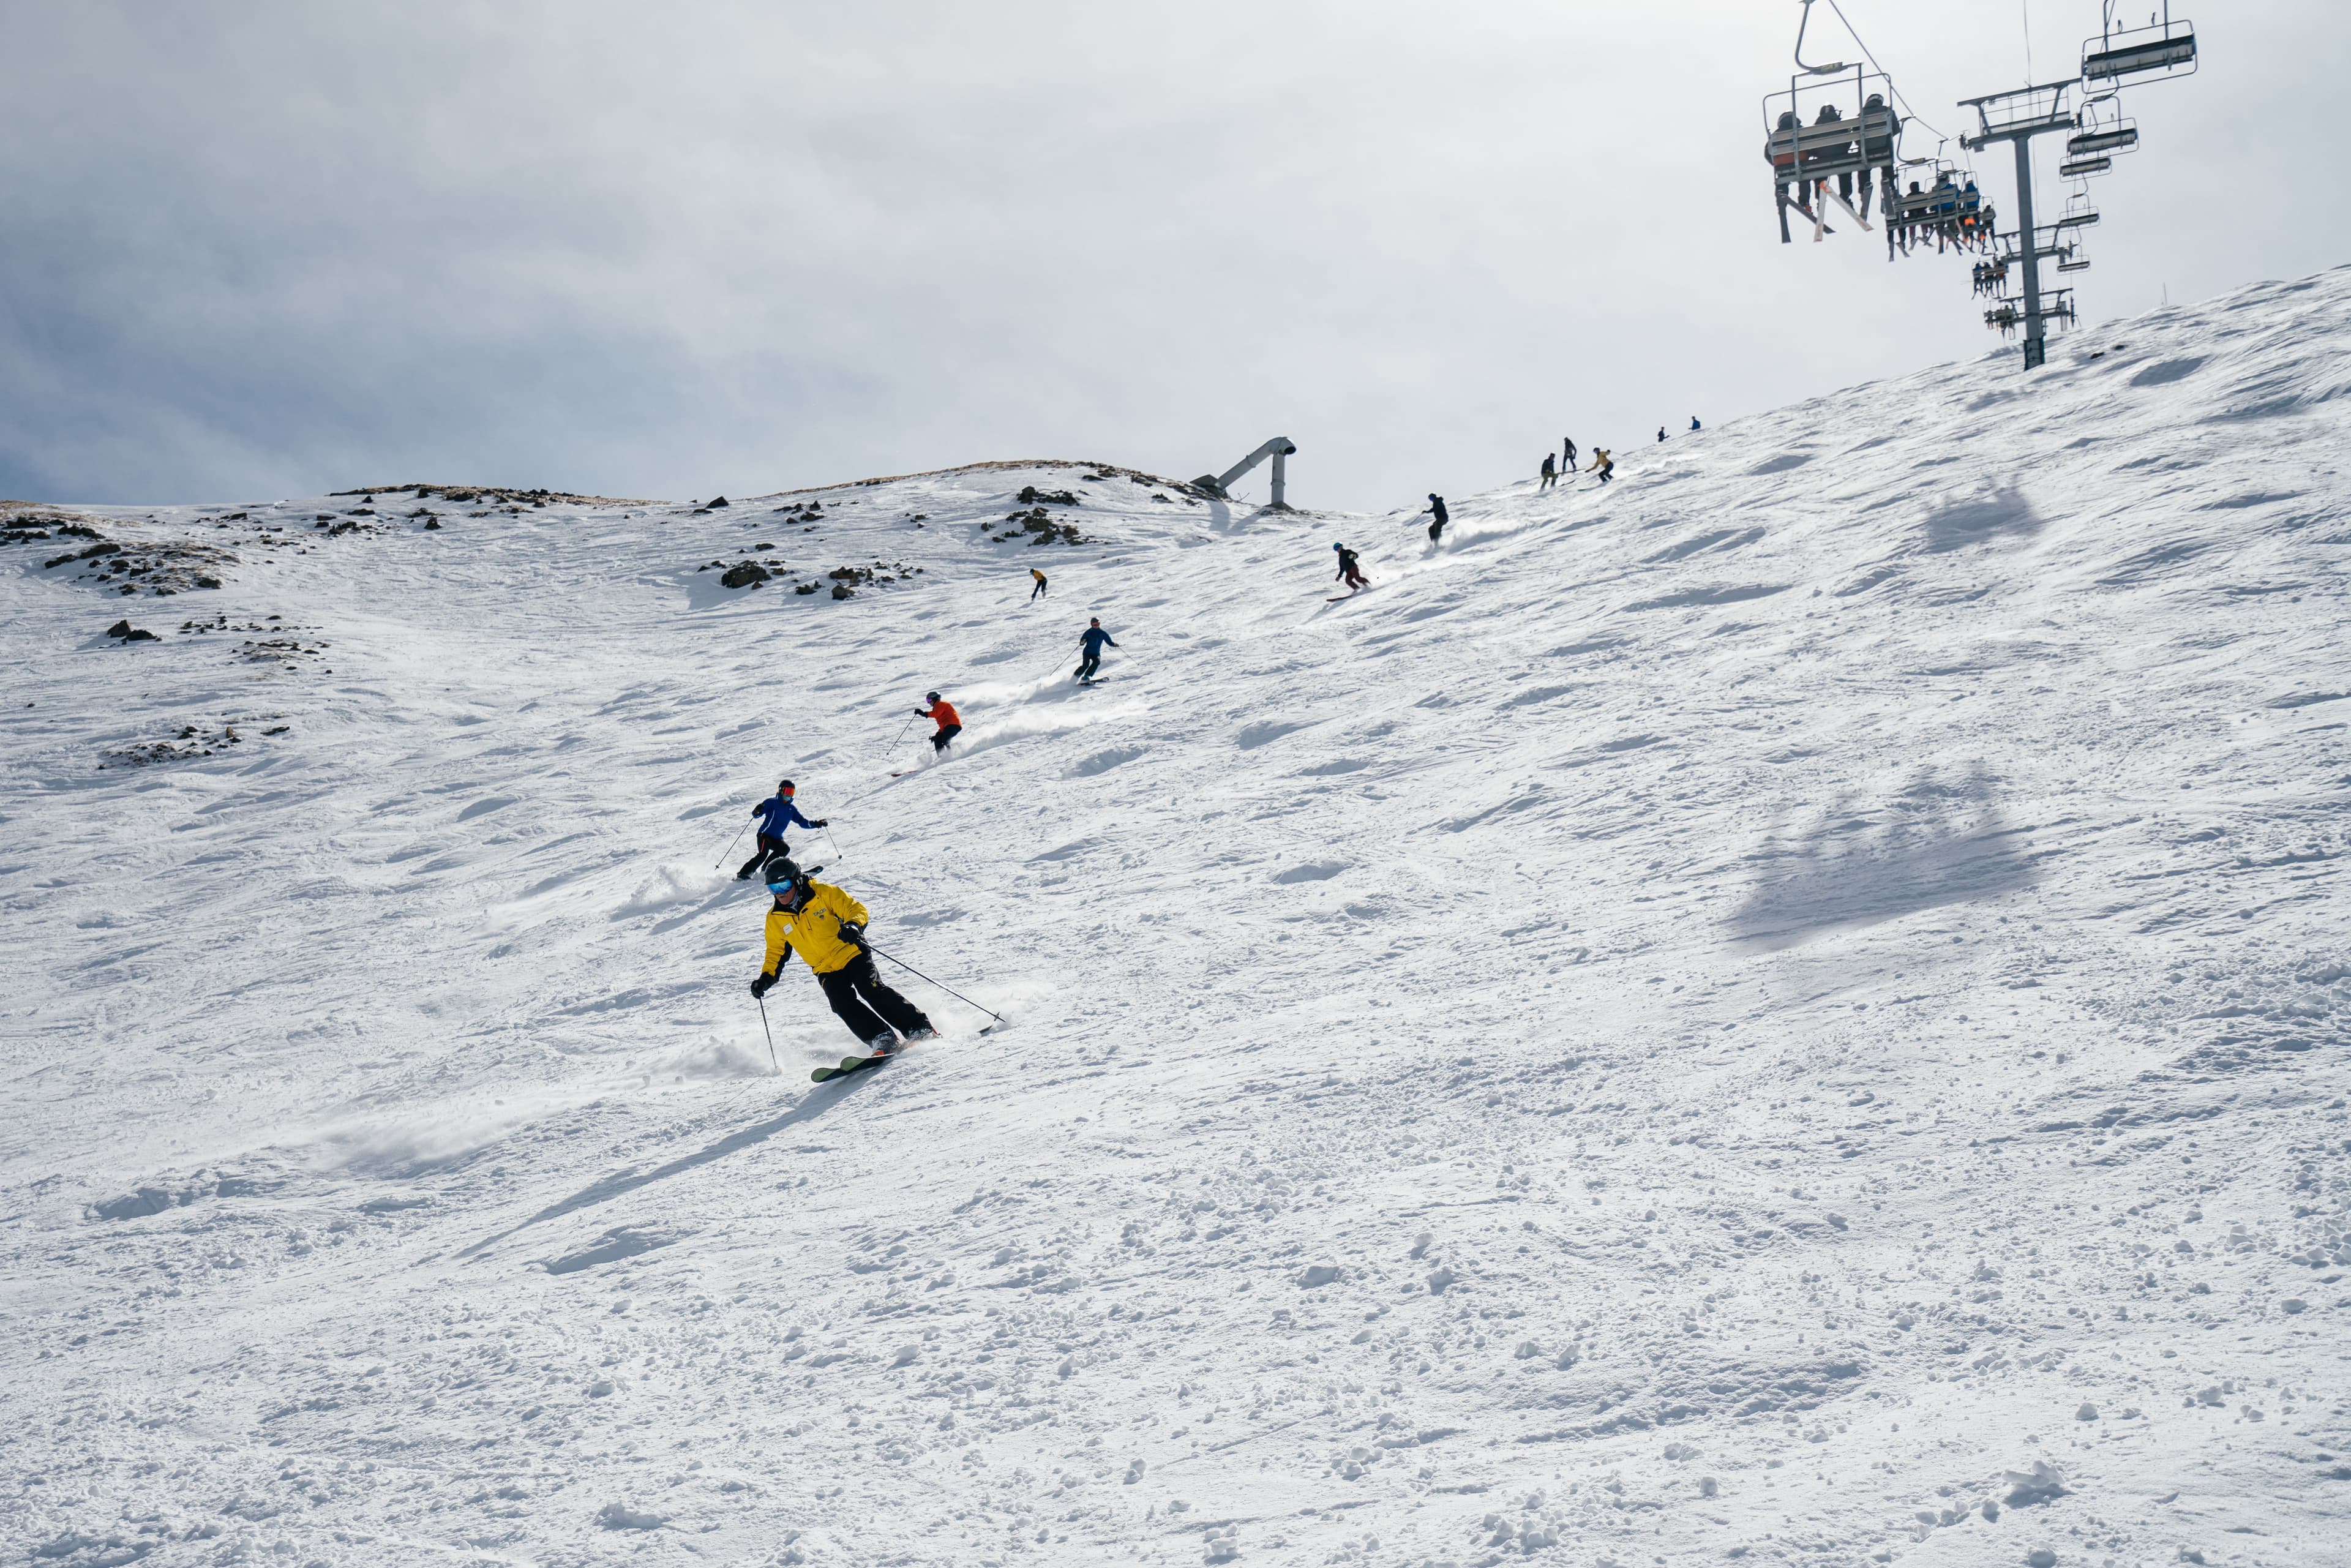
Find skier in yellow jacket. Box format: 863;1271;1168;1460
748;858;936;1051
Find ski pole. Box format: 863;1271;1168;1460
716;815;751;871
757;994;778;1074
883;713;918;755
824;824;845;861
863;940;1007;1027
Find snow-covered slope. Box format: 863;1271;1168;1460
5;268;2350;1568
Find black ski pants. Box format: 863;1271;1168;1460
1075;653;1101;681
816;953;932;1045
930;722;962;753
1030;578;1048;599
737;832;787;880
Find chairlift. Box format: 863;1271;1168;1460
2059;154;2113;178
2053;188;2102;231
1885;154;1995;258
1763;0;1904;244
2068;93;2140;160
2083;2;2196;84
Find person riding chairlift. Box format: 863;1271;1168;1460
1859;93;1898;217
1806;103;1855;208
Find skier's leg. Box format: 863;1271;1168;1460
816;966;893;1046
737;833;783;880
843;955;933;1038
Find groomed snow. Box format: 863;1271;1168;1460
4;268;2349;1567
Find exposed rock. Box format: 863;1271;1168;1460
423;519;441;531
105;620;158;642
1018;486;1079;506
707;495;730;508
830;583;853;600
719;561;771;588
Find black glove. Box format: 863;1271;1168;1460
750;971;776;999
814;819;830;828
836;921;868;949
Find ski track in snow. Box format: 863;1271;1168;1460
4;271;2350;1566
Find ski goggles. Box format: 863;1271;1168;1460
767;879;801;898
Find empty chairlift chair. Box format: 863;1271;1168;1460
2082;4;2197;86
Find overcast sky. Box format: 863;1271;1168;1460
2;1;2342;513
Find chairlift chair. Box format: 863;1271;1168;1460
1763;0;1903;244
2053;188;2102;231
2083;2;2197;85
2068;93;2140;160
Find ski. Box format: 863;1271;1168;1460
812;1053;892;1084
1820;184;1872;233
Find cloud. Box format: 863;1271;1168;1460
1;1;2341;509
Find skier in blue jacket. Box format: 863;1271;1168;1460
1075;618;1119;683
737;779;828;880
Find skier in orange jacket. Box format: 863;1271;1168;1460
917;692;962;753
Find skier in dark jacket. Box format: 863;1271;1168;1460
1076;618;1119;682
1563;435;1578;472
1539;453;1558;490
749;858;934;1052
1333;542;1368;590
738;779;828;880
1422;493;1449;545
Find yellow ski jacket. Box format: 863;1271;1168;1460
763;882;871;977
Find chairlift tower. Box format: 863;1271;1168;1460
1960;80;2086;371
1958;6;2195;371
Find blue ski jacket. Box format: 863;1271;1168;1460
1079;626;1119;656
753;795;817;836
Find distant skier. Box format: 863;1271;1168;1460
1690;416;1701;432
737;779;827;880
1422;493;1449;545
1075;617;1119;683
1589;449;1614;486
917;692;962;753
749;858;935;1052
1539;453;1558;490
1030;567;1048;601
1657;426;1668;443
1333;543;1368;591
1562;436;1578;471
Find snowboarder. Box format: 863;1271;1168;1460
1076;617;1118;683
917;692;962;753
1333;543;1367;591
1029;567;1048;601
1589;449;1614;486
1690;416;1701;432
1422;493;1449;545
1539;453;1558;490
1657;426;1668;443
737;779;827;880
748;858;934;1052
